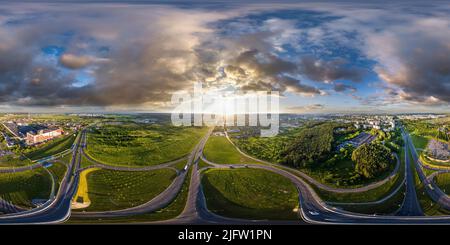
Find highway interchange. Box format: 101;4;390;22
1;126;450;224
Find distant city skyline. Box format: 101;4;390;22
0;1;448;114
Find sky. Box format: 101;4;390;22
0;1;449;114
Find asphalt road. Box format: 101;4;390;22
224;131;401;194
154;131;303;225
0;131;84;224
2;127;450;224
396;132;423;216
0;162;44;174
81;147;188;172
405;130;450;210
0;198;26;214
71;128;214;219
194;131;450;224
200;155;450;224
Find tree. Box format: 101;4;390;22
281;123;335;168
351;143;395;178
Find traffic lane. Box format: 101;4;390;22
0;131;84;223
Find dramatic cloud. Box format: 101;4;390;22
234;49;297;78
59;54;97;69
286;103;325;113
299;56;365;84
0;4;232;107
0;2;448;113
223;49;324;96
278;76;324;96
316;3;450;105
368;21;450;104
60;54;89;69
333;82;356;93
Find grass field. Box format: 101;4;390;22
77;168;177;211
410;134;429;150
416;184;450;216
422;167;436;177
0;155;33;168
198;159;211;169
314;171;401;203
301;157;395;188
47;162;67;191
404;118;449;143
59;152;72;164
408;150;450;215
85;123;207;166
203;136;261;165
80;154;95;169
334;185;405;214
202;168;299;220
172;160;187;171
140;166;191;219
435;173;450;195
0;169;52;208
68;164;193;223
25;133;76;160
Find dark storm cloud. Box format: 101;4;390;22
0;2;448;111
0;3;368;109
299;56;365;83
333;82;356;92
278;76;323;95
234;49;297;77
375;34;450;104
0;29;76;106
0;4;229;107
224;65;247;80
223;49;323;96
286;103;325;113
